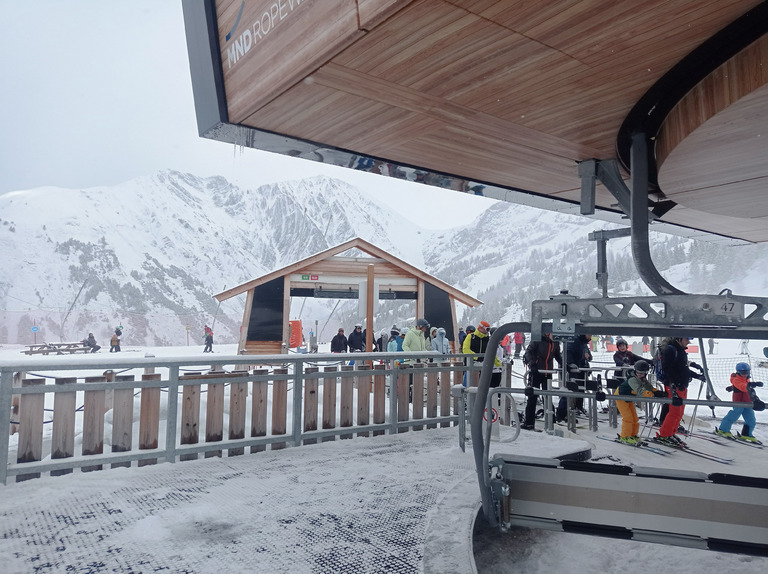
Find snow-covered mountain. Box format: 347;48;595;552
1;170;767;346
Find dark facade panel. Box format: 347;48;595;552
424;282;454;341
247;278;284;341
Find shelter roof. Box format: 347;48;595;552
213;236;482;307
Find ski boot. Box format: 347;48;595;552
737;434;760;444
715;426;733;438
619;435;641;446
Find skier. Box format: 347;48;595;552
715;362;763;443
654;336;705;446
556;333;592;422
522;331;562;430
612;337;643;379
330;328;348;353
431;327;451;354
110;327;122;352
203;328;213;353
347;323;365;352
615;360;666;444
513;331;525;358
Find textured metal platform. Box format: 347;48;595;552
0;427;589;573
0;428;479;573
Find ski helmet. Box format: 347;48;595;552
354;323;362;329
416;318;429;329
466;325;476;333
634;360;650;373
735;362;751;373
616;338;628;347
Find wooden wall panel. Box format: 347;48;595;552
216;0;363;122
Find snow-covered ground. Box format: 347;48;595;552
1;341;766;573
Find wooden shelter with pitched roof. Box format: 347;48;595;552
214;237;482;355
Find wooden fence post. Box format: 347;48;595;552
426;364;439;429
412;362;425;431
322;366;337;442
179;373;202;462
227;371;249;456
9;371;23;436
51;376;77;477
82;376;106;472
271;367;288;450
340;365;354;439
251;368;268;453
139;373;162;466
453;360;464;425
16;378;45;482
440;362;452;428
397;365;411;432
372;364;386;436
356;364;371;437
205;372;225;458
303;367;319;445
110;374;135;469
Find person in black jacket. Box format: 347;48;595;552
655;336;704;446
612;337;644;379
556;334;592;422
347;323;365;352
522;332;562;430
330;328;348;353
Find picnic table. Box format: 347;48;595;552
23;342;93;355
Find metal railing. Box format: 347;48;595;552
1;351;476;484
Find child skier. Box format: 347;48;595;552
615;360;665;444
715;362;763;443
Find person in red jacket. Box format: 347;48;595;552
513;332;525;358
715;362;762;443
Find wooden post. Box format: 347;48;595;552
82;376;106;472
339;365;354;439
179;373;202;462
412;362;425;431
139;373;162;466
9;371;23;436
111;374;135;469
16;378;45;481
440;362;452;428
205;372;225;458
356;364;371;437
397;365;410;432
251;368;268;453
303;367;319;445
227;371;249;456
50;376;77;476
426;364;439;429
101;370;115;415
322;366;337;442
271;367;288;450
372;364;386;436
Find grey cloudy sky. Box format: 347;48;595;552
0;1;490;227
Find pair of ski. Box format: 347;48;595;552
714;430;764;449
648;437;734;464
596;435;673;456
598;435;734;463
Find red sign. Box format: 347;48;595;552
310;275;318;280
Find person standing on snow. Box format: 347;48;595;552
615;360;665;444
431;327;451;355
612;337;644;379
330;328;348;353
522;331;562;430
203;328;213;353
556;333;592;422
347;323;365;352
654;336;705;446
715;362;763;443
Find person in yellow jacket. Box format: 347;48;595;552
615;360;665;445
463;320;497;386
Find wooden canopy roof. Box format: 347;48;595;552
184;0;768;244
214;236;482;307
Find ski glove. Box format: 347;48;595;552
653;390;667;398
671;395;684;407
750;381;764;387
